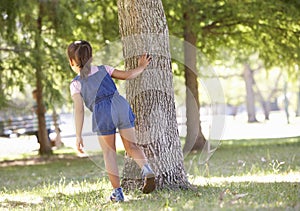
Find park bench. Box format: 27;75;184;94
0;114;57;138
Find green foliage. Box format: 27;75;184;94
1;0;299;111
0;0;119;111
163;0;300;73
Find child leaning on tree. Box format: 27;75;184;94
67;40;155;202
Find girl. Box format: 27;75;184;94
67;40;155;202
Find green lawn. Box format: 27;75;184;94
0;137;299;210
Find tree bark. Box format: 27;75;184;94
118;0;190;190
182;7;206;154
243;64;257;123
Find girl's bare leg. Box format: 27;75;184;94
98;134;120;189
119;128;148;168
119;127;155;194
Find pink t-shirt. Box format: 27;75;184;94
70;65;114;96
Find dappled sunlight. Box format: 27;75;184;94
49;180;106;195
189;171;300;185
0;180;112;209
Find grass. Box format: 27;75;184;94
0;137;299;210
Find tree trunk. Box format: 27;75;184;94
118;0;190;190
296;79;300;117
254;84;270;120
243;64;257;123
0;58;5;108
35;2;52;156
254;72;281;120
284;81;290;124
53;109;63;148
182;7;206;154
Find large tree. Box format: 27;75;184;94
117;0;190;190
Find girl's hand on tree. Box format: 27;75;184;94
111;53;152;80
138;53;152;69
76;136;84;154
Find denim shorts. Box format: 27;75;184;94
92;94;135;135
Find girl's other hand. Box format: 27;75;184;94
76;136;85;154
138;53;152;69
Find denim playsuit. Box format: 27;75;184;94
73;65;135;135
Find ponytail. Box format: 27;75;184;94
67;40;93;79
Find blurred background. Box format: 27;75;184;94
0;0;299;157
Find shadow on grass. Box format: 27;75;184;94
0;147;83;167
1;200;42;210
0;153;87;168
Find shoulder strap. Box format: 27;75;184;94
72;75;81;82
97;65;106;72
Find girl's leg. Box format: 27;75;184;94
98;134;120;189
119;127;155;194
119;128;147;168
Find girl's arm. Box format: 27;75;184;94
111;53;151;80
72;93;85;153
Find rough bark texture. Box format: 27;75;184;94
182;9;206;154
243;64;257;123
118;0;190;190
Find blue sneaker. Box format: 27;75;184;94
110;187;124;202
141;164;155;194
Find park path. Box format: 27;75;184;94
0;111;299;159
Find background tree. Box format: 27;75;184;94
164;0;300;130
296;79;300;117
254;70;282;121
118;0;190;190
0;0;113;154
243;63;258;122
1;0;299;158
182;1;207;153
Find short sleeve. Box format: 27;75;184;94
104;65;115;76
70;80;81;96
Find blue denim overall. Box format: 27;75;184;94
73;65;135;135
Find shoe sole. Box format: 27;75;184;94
110;196;124;203
142;173;156;194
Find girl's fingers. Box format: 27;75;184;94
139;53;151;67
144;53;151;61
77;145;84;154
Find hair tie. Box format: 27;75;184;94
74;40;82;45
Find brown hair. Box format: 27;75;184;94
67;40;93;78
